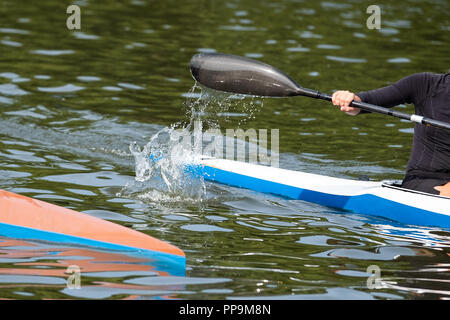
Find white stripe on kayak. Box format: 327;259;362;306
200;158;450;215
410;114;424;124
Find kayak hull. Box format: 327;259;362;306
0;189;185;271
190;158;450;229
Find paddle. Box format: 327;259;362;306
189;53;450;132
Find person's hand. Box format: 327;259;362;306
332;90;362;116
434;182;450;197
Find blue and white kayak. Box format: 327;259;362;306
189;157;450;229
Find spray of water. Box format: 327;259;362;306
123;84;264;206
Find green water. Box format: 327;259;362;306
0;0;449;299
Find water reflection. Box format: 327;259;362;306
0;238;186;299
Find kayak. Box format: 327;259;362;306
187;157;450;229
0;189;185;271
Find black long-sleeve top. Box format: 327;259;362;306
357;72;450;181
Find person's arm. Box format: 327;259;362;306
332;73;433;115
435;182;450;197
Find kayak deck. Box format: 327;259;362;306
0;189;185;271
189;158;450;229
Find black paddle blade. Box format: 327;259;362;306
189;53;303;97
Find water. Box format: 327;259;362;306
0;0;449;299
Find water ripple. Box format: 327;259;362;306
37;84;84;93
326;55;367;63
0;83;29;96
0;28;30;35
30;49;74;56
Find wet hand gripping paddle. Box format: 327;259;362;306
189;53;450;132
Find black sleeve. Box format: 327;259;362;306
357;73;434;112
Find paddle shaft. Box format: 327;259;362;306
310;90;450;131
